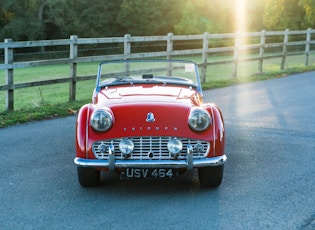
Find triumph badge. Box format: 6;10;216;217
146;112;155;122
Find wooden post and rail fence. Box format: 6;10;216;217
1;28;315;111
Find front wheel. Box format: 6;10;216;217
77;167;100;187
198;165;224;188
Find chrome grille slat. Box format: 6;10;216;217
92;137;209;160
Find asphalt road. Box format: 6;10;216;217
1;72;315;229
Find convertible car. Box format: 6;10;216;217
74;60;226;187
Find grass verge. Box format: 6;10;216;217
0;100;89;128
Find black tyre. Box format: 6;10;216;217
77;167;100;187
198;165;224;188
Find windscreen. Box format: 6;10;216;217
98;60;200;87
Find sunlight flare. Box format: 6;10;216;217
235;0;247;32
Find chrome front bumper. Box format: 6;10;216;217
74;155;227;170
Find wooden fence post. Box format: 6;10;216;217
69;35;78;102
124;34;131;75
166;33;173;76
124;34;131;58
259;30;266;73
166;33;173;60
233;32;241;78
4;39;14;111
201;32;209;83
305;28;311;66
281;29;289;70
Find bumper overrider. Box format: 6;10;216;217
74;143;227;171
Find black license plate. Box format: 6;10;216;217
121;168;175;179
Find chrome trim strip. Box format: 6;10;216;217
85;105;90;159
74;155;227;169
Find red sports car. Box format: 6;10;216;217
74;60;226;187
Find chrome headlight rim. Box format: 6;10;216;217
90;108;113;132
188;108;211;131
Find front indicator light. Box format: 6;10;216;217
98;144;108;154
194;143;205;153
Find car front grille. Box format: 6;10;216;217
92;137;210;160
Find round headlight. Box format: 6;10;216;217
188;108;211;131
167;138;183;155
119;138;134;155
90;109;113;131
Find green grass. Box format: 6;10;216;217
0;100;90;127
1;55;315;128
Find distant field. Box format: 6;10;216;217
1;54;315;112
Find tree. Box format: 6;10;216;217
1;0;314;42
0;0;124;40
0;0;42;40
69;0;123;37
175;0;232;34
39;0;124;38
116;0;181;36
300;0;315;28
263;0;304;30
246;0;266;32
